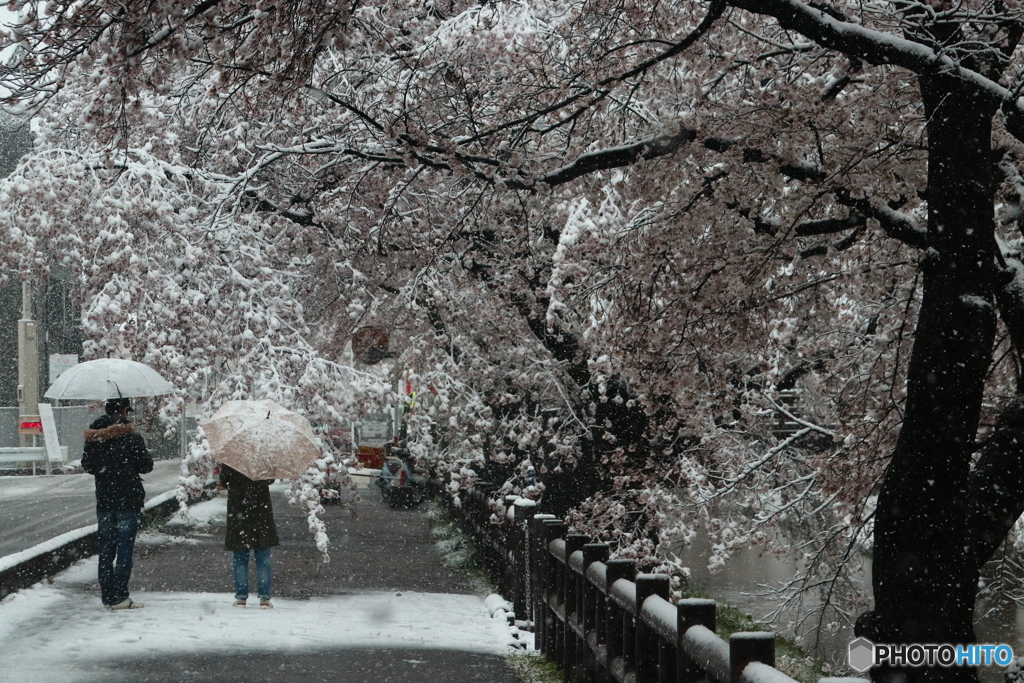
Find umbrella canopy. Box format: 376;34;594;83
203;399;321;480
44;358;175;400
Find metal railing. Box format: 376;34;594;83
533;517;790;683
438;485;865;683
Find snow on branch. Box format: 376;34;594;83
732;0;1024;145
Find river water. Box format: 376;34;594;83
675;535;1024;681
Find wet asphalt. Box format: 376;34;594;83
0;459;182;557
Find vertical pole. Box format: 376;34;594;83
531;514;557;641
605;559;636;676
579;543;609;683
677;599;717;683
563;534;590;682
503;495;518;599
18;280;40;454
635;575;671;683
179;409;188;460
554;536;565;666
513;502;533;618
729;633;775;683
658;639;677;683
543;520;568;658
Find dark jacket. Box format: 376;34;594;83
220;464;279;551
81;414;154;512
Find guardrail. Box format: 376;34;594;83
436;484;866;683
0;446;70;474
534;518;792;683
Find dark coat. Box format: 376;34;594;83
81;414;154;512
220;464;279;551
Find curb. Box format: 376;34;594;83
0;488;184;600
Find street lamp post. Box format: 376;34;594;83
17;281;42;470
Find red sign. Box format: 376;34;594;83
19;418;42;435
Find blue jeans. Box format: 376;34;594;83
233;548;272;600
96;510;140;606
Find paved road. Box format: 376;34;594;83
0;459;181;557
130;482;472;597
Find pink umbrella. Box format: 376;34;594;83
203;399;321;480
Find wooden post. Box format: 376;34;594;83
544;520;569;659
502;495;518;599
635;575;671;683
513;501;536;619
563;534;590;682
530;515;546;650
659;639;677;683
531;514;557;650
677;598;716;683
543;520;568;660
579;544;609;683
604;559;636;679
729;632;775;683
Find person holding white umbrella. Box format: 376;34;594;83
81;397;153;610
47;357;175;610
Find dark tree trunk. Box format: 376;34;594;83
867;75;998;683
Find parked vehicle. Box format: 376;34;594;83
375;455;425;508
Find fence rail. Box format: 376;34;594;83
436;484;866;683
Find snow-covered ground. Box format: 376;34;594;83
0;555;519;682
0;467;527;681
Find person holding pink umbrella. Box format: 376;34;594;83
217;463;279;609
204;399;320;609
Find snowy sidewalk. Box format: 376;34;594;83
0;489;523;683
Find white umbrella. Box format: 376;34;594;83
203;399;321;480
43;358;175;400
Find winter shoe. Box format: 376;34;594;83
233;599;247;607
108;598;144;610
259;599;272;609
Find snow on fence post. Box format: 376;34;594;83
585;548;611;670
580;543;610;681
512;500;536;619
605;558;637;681
677;598;717;682
570;542;588;680
552;534;572;666
541;519;567;659
636;574;672;683
502;495;519;600
454;501;826;683
730;632;775;683
553;533;568;668
563;534;590;678
530;515;558;648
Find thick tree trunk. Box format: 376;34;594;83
867;75;998;683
